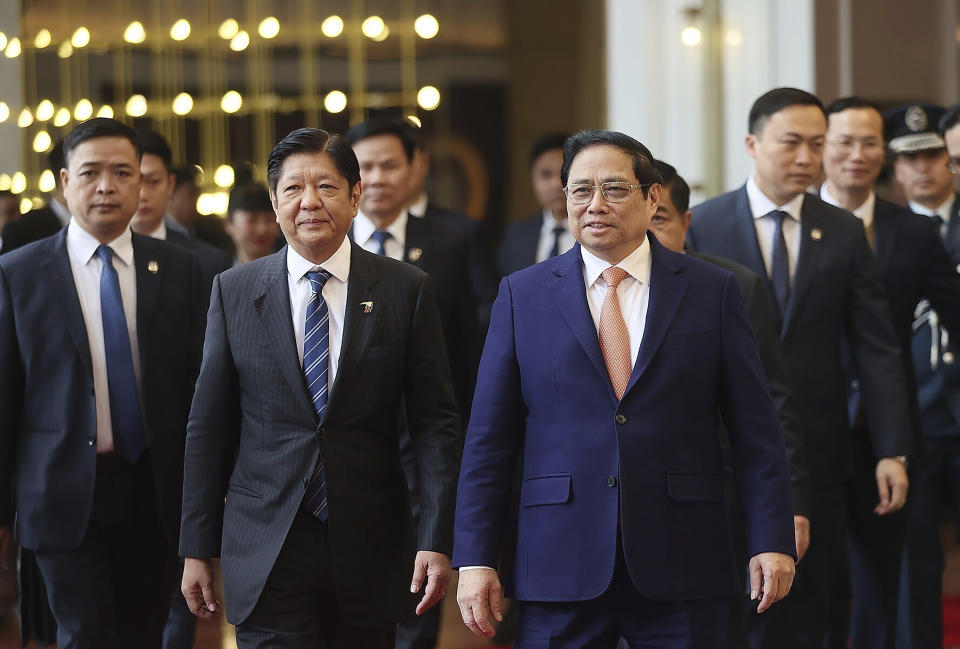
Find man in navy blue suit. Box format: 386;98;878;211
454;130;796;648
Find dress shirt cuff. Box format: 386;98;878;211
457;565;497;572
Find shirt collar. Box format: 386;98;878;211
747;175;804;222
909;193;956;221
819;184;875;228
286;234;352;285
541;209;567;233
66;218;135;267
353;210;408;249
581;235;652;289
407;192;429;218
146;220;167;240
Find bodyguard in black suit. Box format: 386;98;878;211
1;141;69;254
0;118;206;649
179;128;461;649
688;88;913;649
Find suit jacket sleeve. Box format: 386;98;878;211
846;228;913;460
921;219;960;340
718;272;797;559
179;275;241;558
452;278;526;568
403;274;465;556
744;273;810;518
0;265;22;527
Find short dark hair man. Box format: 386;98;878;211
0;117;206;648
0;141;70;253
179;128;462;649
226;183;280;266
454;129;796;647
689;88;913;649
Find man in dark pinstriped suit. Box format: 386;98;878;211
178;128;462;649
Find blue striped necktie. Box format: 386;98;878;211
370;230;391;256
302;269;332;520
96;245;148;462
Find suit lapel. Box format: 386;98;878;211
781;199;825;335
871;200;898;275
132;234;161;374
947;193;960;260
41;230;93;379
522;216;542;268
403;216;431;269
254;249;316;421
731;187;769;281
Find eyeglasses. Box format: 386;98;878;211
948;158;960;176
826;138;884;155
562;181;652;205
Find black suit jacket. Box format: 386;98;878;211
689;250;809;517
0;230;205;549
498;212;542;276
167;228;232;294
179;244;462;627
0;207;63;254
689;187;912;486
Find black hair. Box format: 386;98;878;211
228;183;273;220
172;166;199;189
560;130;661;196
63;118;141;166
941;102;960;137
749;88;826;135
344;117;417;162
652;159;690;214
135;128;173;172
267;128;360;193
824;96;883;118
530;133;570;167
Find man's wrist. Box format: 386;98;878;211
457;565;496;572
886;455;909;470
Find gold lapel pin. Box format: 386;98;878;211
147;260;159;273
408;247;423;262
361;301;373;313
810;228;822;241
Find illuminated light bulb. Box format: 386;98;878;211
321;16;343;38
218;18;239;40
17;108;33;128
36;100;55;121
11;172;27;194
74;99;93;121
124;21;146;44
372;25;389;42
196;193;215;215
5;37;22;58
0;32;7;51
681;27;701;46
417;86;441;111
0;102;9;123
221;90;242;113
170;19;191;41
406;115;422;127
33;131;52;153
39;169;56;192
53;107;70;126
96;104;114;118
71;27;90;48
34;29;52;49
172;92;193;115
125;95;147;117
230;31;249;51
19;198;32;214
323;90;347;114
211;192;229;214
414;14;439;39
725;29;743;47
214;165;234;188
362;16;385;40
258;17;280;39
58;40;73;58
0;174;9;191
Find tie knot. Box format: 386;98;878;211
768;209;789;226
553;226;566;236
96;244;114;263
602;266;629;290
370;230;392;245
305;269;332;293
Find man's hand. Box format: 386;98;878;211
749;551;795;613
875;458;909;516
411;551;452;615
0;527;12;571
794;515;810;562
182;557;220;618
456;568;503;638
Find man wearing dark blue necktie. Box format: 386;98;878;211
0;118;206;649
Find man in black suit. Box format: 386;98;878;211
166;167;235;256
688;88;913;649
179;128;461;649
498;133;574;276
130;130;231;293
818;97;960;649
1;141;70;254
0;118;206;649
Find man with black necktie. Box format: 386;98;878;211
178;128;461;649
499;133;574;276
688;88;913;649
0;118;206;649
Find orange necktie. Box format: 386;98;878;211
599;267;631;400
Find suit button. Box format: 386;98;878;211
945;352;956;365
88;439;95;446
850;380;859;390
615;414;627;425
607;475;617;487
317;427;325;437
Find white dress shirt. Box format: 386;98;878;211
820;185;875;231
408;192;429;218
66;220;141;453
747;175;804;282
146;220;168;240
287;236;351;392
910;193;956;239
536;210;576;263
353;211;407;261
